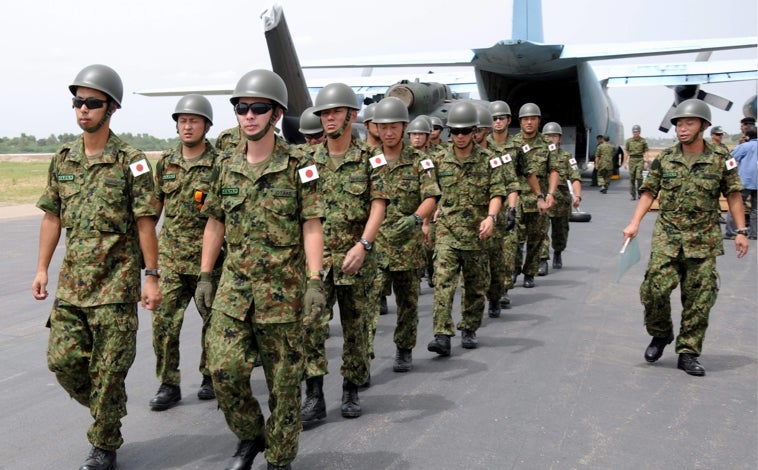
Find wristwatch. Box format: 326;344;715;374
144;268;161;278
488;213;497;222
359;238;373;251
735;228;749;236
536;194;545;200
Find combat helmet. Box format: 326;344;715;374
632;124;641;132
172;94;213;124
312;83;360;115
475;104;493;128
518;102;541;118
299;106;323;134
446;101;479;128
230;69;288;110
361;103;377;123
372;97;409;123
489;100;511;117
407;116;431;134
429;116;444;129
69;64;123;108
670;99;711;125
542;122;562;135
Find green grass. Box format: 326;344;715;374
0;161;49;206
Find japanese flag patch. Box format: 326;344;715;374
299;164;319;183
129;159;150;177
420;158;435;169
725;157;737;170
370;154;388;168
522;144;531;153
502;153;512;163
489;156;503;168
548;143;557;151
569;157;577;165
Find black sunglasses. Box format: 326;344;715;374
234;102;274;115
449;127;475;136
304;132;323;140
492;115;508;121
72;97;108;109
432;125;443;131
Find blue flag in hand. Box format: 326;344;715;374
615;237;641;283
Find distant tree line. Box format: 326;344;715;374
0;133;180;154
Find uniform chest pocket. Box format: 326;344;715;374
160;177;183;216
92;179;128;234
466;171;490;206
396;176;420;213
58;182;82;229
438;175;458;207
342;174;369;221
221;195;247;245
265;189;300;246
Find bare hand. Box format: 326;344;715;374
32;272;49;300
622;223;639;241
735;236;749;259
479;217;495;239
341;243;366;275
141;277;162;310
572;196;581;209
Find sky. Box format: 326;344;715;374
0;0;755;141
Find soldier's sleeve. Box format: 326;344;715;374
200;160;227;223
297;153;324;222
720;150;745;196
368;152;390;202
36;149;65;216
126;148;160;219
416;155;441;201
489;156;508;200
639;152;664;194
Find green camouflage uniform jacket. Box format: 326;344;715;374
548;148;582;218
625;136;648;156
373;144;441;271
201;137;322;323
509;132;562;213
433;145;508;250
36;132;160;306
155;140;219;274
311;136;389;285
595;142;615;170
640;141;743;258
214;125;243;153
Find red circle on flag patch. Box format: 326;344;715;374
374;157;382;164
136;163;144;171
305;169;314;178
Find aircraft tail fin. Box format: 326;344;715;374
512;0;544;43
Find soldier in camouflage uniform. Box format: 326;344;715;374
368;97;441;372
624;124;649;200
709;126;729;153
487;101;520;309
510;103;560;289
32;64;162;470
149;95;221;412
298;106;325;147
595;135;615;193
361;102;382;148
538;122;582;270
195;70;325;470
426;101;506;356
623;99;749;377
300;83;388;425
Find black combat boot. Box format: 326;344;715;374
79;446;116;470
499;291;511;309
380;296;388;315
393;347;413;372
553;251;563;269
301;376;326;424
226;436;265;470
149;383;181;411
678;353;705;376
197;374;215;400
427;334;451;356
488;298;501;318
461;330;478;349
523;275;535;288
644;333;674;363
267;463;292;470
341;378;361;418
538;260;549;276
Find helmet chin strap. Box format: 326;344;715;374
247;108;279;142
80;103;113;134
326;109;352;139
493;127;507;134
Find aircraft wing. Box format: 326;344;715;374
560;37;757;61
136;85;233;97
593;59;758;87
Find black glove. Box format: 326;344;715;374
504;206;517;231
195;272;216;317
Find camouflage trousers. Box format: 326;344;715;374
597;166;613;188
486;234;507;301
371;268;421;351
628;157;644;196
46;300;138;451
640;251;719;356
432;244;490;336
501;226;520;290
424;221;437;279
303;269;372;386
207;312;304;466
152;269;218;386
520;210;549;276
539;215;570;259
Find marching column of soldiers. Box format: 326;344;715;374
34;64;748;470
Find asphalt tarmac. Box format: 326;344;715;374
1;178;756;470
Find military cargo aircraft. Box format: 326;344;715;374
137;0;756;163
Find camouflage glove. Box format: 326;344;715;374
303;278;326;326
195;272;216;317
391;214;421;240
504;206;517;231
